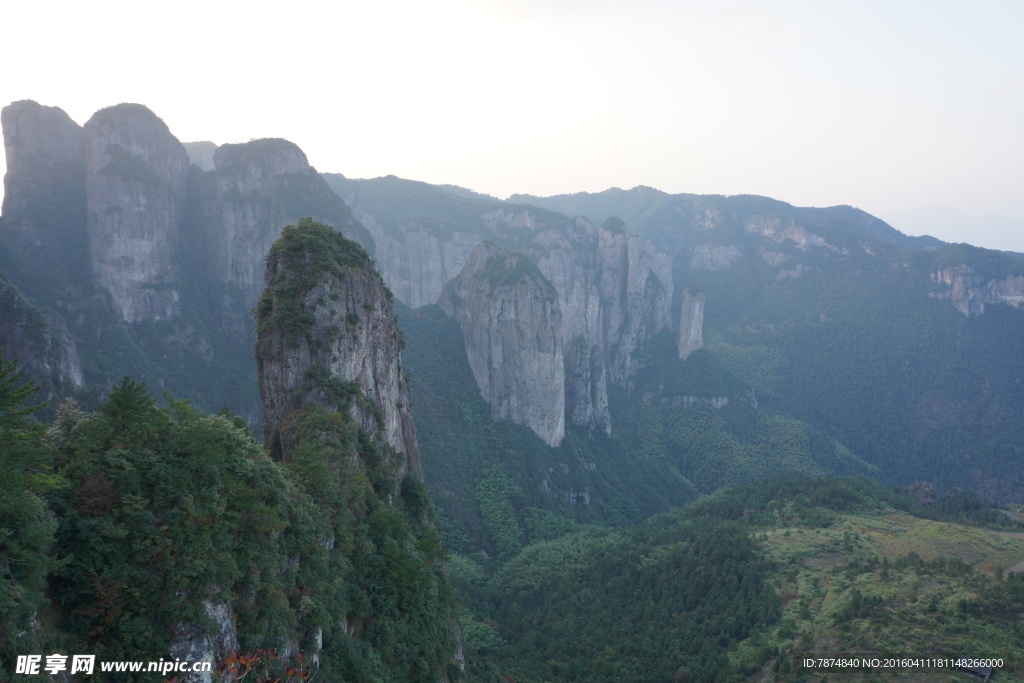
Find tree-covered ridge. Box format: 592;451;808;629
322;173;504;242
452;475;1024;682
0;357;459;681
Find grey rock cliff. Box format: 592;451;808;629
334;179;678;438
84;104;189;322
930;265;1024;317
535;217;612;434
0;100;89;297
534;218;674;433
677;288;705;360
440;242;566;447
361;217;480;308
256;223;419;475
169;600;238;683
196;139;372;314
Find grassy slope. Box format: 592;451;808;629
736;506;1024;681
450;475;1024;681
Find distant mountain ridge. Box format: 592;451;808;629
3;99;1024;521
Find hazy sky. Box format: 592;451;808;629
2;0;1022;249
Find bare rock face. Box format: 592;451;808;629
196;139;372;313
0;100;89;296
678;288;705;360
930;265;1024;317
84;104;189;322
536;217;612;435
440;242;566;447
256;219;419;475
745;215;828;249
614;230;674;382
343;183;677;438
688;243;742;271
679;288;704;360
361;218;481;308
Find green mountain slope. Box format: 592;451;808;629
451;476;1024;682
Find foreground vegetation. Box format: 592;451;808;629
0;349;458;682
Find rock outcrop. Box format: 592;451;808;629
325;173;503;308
535;217;612;435
440;242;566;447
84;104;189;322
613;228;675;382
534;217;674;433
256;218;419;474
930;265;1024;316
677;288;705;360
361;220;481;308
195;139;373;313
745;215;829;249
254;219;459;680
3;103;374;330
335;178;678;439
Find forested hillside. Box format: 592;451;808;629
449;476;1024;681
4;100;1024;681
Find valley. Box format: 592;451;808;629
2;100;1024;681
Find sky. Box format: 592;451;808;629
2;0;1022;250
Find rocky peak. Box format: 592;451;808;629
196;139;370;315
0;100;89;297
84;103;189;322
1;100;85;218
440;242;566;447
255;218;419;476
213;138;315;178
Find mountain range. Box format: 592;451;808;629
3;99;1024;680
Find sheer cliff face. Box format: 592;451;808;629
533;218;673;434
930;265;1024;317
345;187;677;439
362;219;481;308
677;288;705;360
0;100;89;296
84;104;189;322
440;242;566;447
256;220;419;476
536;218;611;435
198;139;372;313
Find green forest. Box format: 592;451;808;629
8;343;1024;681
0;350;458;681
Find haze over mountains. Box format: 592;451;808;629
4;98;1024;501
882;205;1024;254
3;99;1024;681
